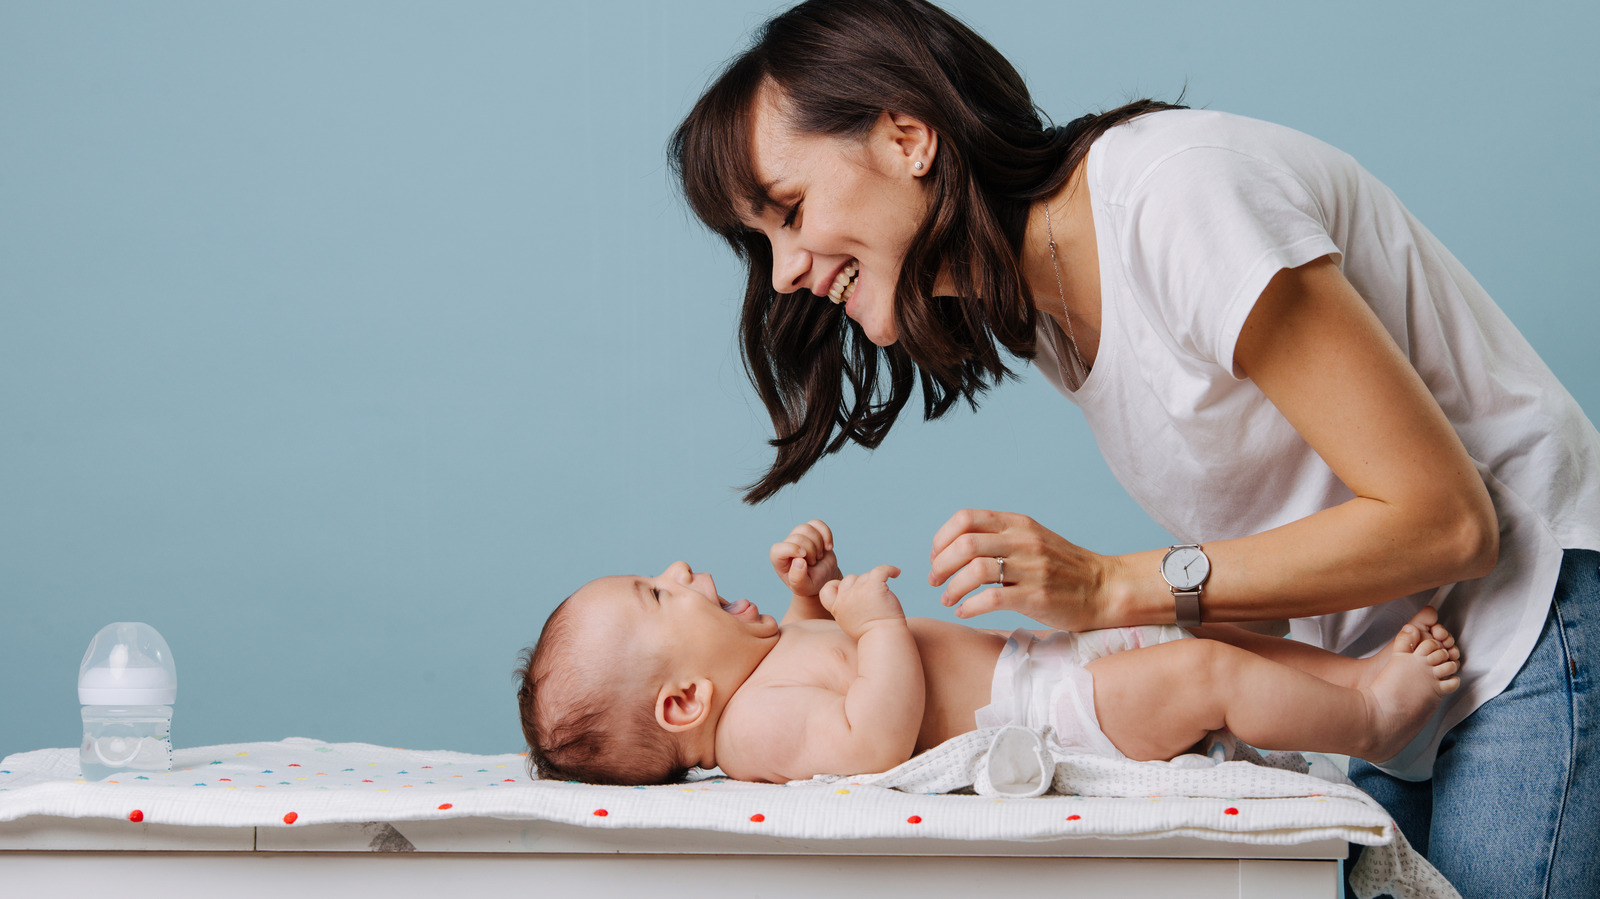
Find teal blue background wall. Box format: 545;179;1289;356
3;0;1596;761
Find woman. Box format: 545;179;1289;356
667;1;1598;895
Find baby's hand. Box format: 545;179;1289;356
819;565;905;638
770;519;843;597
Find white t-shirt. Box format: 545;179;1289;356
1032;109;1600;779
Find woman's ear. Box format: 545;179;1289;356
655;678;715;732
878;110;938;177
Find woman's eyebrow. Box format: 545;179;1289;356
746;180;788;216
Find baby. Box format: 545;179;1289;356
516;521;1460;785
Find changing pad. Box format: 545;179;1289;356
0;731;1455;899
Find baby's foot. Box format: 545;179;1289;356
1359;618;1462;763
1354;606;1460;690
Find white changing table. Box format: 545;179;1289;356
0;814;1343;898
2;738;1381;897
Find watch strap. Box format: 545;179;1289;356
1174;589;1201;627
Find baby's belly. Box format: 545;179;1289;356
906;619;1008;753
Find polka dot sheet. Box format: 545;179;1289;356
2;737;1386;845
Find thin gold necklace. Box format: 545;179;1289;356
1043;200;1090;384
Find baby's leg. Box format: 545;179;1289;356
1189;606;1459;691
1087;623;1460;763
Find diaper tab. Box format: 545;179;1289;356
973;726;1054;798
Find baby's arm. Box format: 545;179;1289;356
771;520;844;624
759;566;925;780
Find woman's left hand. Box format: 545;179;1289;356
927;508;1113;631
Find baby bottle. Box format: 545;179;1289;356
77;622;177;780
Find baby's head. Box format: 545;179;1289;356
516;561;780;785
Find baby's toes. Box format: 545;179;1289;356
1393;624;1421;653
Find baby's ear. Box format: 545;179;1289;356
655;678;714;732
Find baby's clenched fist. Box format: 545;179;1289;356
770;519;843;597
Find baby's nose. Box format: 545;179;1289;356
664;560;694;583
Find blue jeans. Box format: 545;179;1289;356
1347;548;1600;899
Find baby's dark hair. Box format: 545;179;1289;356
515;592;689;786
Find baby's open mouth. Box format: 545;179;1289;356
721;598;755;616
827;260;859;305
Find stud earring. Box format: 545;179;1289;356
913;160;924;170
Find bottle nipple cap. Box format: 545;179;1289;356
78;622;177;705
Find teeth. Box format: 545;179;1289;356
827;261;859;304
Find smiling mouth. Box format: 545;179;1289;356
827;260;859;305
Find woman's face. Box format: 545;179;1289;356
742;89;936;347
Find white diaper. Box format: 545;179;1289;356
974;625;1191;759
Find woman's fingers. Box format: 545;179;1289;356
926;510;1107;630
930;509;1010;564
952;586;1006;620
938;555;1008;607
929;512;1013;587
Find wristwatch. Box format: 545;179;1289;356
1160;544;1210;627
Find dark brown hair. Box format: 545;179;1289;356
669;0;1180;502
515;595;686;785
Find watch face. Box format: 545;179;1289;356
1162;546;1209;590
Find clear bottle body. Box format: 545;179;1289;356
79;704;172;781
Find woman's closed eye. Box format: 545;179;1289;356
782;201;801;229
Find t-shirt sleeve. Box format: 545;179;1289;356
1117;146;1340;377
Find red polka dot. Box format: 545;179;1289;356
218;778;231;782
503;778;515;783
128;810;144;823
1224;807;1239;816
593;809;608;817
283;812;299;825
906;815;922;824
750;814;765;823
288;764;301;768
438;803;453;810
1066;814;1081;821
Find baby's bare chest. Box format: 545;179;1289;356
749;623;859;695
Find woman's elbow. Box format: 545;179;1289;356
1441;488;1499;582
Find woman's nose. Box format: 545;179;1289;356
769;236;809;295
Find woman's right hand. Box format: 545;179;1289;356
928;508;1116;631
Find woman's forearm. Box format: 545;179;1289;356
1105;468;1498;627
